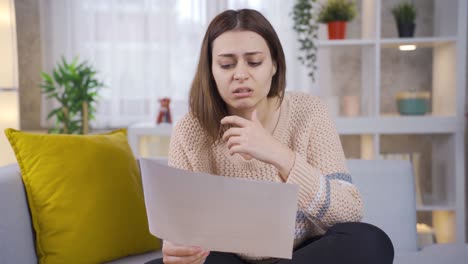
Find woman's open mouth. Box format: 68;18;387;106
233;87;253;98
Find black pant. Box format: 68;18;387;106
145;222;394;264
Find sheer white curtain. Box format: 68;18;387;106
40;0;311;129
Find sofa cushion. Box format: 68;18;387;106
4;128;161;264
348;159;418;253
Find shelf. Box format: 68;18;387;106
128;116;459;137
128;122;172;136
317;39;375;47
316;37;457;48
380;37;457;48
335;116;458;135
417;205;456;212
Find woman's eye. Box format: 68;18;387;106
249;62;262;67
220;64;234;69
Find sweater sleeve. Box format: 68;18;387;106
167;117;193;171
286;99;363;229
167;114;214;173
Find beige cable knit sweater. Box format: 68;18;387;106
167;92;364;263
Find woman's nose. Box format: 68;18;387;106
233;64;249;81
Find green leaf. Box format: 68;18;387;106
48;127;60;134
292;0;319;81
52;69;63;85
47;108;63;119
41;72;54;84
40;84;55;93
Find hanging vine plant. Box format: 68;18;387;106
291;0;319;81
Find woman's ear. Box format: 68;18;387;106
272;62;277;76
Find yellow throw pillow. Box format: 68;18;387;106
4;128;160;264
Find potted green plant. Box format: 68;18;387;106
392;1;417;38
291;0;319;81
40;56;104;134
318;0;357;40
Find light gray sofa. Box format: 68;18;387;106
0;159;466;263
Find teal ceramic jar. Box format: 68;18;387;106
396;91;430;115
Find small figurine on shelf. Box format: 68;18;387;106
156;97;172;124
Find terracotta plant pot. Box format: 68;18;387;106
327;21;347;39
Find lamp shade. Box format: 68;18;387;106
0;0;18;166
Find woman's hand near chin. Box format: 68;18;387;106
221;110;295;181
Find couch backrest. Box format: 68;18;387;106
0;164;37;264
348;159;418;253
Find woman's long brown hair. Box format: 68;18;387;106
189;9;286;145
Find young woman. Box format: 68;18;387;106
147;9;394;264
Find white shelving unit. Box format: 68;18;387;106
316;0;466;246
317;39;375;46
336;116;460;134
380;37;458;46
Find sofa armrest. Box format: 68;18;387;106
0;164;37;264
394;244;468;264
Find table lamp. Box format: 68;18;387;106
0;0;19;166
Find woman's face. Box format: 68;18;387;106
211;30;277;113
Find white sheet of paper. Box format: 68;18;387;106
139;157;299;259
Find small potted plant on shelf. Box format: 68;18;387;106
392;1;417;38
318;0;357;40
